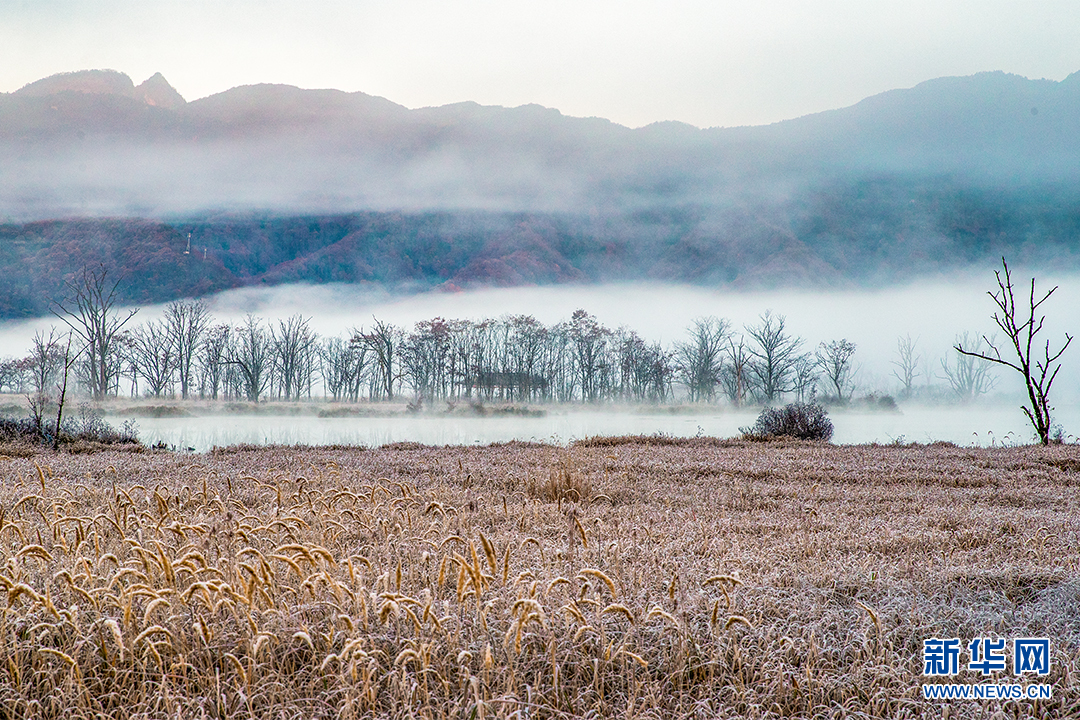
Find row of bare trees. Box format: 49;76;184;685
0;269;1002;409
1;258;1069;444
3;280;866;406
1;261;1069;445
7;306;1020;410
890;332;1000;403
328;309;858;406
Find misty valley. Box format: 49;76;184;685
2;54;1080;718
3;67;1079;454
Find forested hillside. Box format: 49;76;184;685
2;175;1078;319
2;68;1079;317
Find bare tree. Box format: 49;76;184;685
401;318;452;402
227;315;272;402
465;319;501;401
75;331;127;398
25;391;51;440
956;258;1073;445
675;317;730;402
119;330;139;397
320;336;368;402
345;337;370;401
26;328;64;396
940;333;997;402
792;355;820;403
721;336;752;407
0;357;27;394
568;310;612;403
129;320;176;397
356;318;400;401
891;335;920;399
23;331;81;448
504;315;549;402
23;332;62;438
446;319;477;399
816;339;857;402
616;329;672;403
272;315;317;400
745;311;804;403
542;322;575;403
198;324;231;400
163;300;212;399
51;333;80;450
51;265;138;400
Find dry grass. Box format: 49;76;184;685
526;451;593;503
0;439;1077;718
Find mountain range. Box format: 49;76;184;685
1;68;1079;318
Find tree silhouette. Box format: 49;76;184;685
956;258;1072;445
51;265;138;400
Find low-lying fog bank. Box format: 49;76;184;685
1;390;1071;451
4;277;1077;396
92;402;1080;452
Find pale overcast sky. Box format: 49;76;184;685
2;1;1078;128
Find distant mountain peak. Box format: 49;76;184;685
136;72;186;108
15;69;136;98
13;69;186;109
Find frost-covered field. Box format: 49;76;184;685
0;438;1077;717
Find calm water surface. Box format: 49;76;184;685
104;405;1080;452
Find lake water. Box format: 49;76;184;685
104;404;1079;452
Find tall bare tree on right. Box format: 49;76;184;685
956;258;1072;445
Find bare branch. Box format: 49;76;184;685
969;257;1072;445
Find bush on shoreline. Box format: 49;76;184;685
741;402;834;441
0;402;140;450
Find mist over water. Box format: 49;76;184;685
4;276;1079;449
109;404;1080;453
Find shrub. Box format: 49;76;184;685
873;394;898;412
742;402;834;441
0;404;139;448
0;416;38;443
67;404;139;444
854;392;898;412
